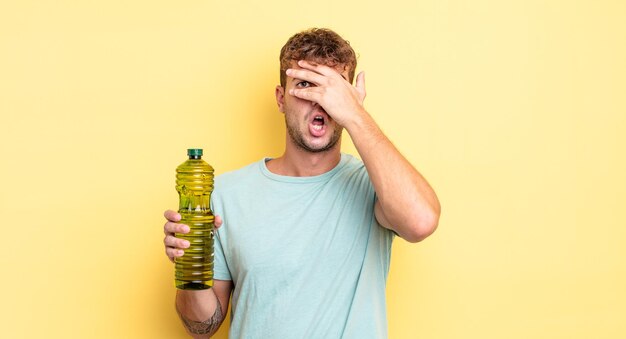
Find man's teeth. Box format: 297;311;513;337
312;125;323;130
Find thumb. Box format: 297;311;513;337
355;71;366;100
214;214;223;228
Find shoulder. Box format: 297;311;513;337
341;153;365;171
214;159;264;194
329;154;375;195
334;153;369;181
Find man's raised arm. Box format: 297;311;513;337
286;60;441;242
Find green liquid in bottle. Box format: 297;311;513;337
175;148;214;290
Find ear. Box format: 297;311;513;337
275;85;285;113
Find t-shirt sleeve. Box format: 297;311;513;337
211;190;232;281
213;229;232;281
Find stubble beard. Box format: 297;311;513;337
285;117;343;153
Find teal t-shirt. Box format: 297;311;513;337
212;153;394;338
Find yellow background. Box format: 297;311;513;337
1;1;625;338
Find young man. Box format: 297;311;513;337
163;28;440;338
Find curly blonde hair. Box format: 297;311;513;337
279;28;357;87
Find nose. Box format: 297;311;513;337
311;103;325;112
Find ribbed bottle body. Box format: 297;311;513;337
175;152;214;290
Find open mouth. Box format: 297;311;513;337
312;115;325;130
309;113;328;137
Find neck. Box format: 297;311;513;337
267;140;342;177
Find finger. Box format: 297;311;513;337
215;215;223;228
164;221;190;235
289;87;323;102
164;235;188;262
164;235;190;249
297;60;338;77
356;71;365;92
166;247;185;262
355;71;366;101
286;68;326;85
164;210;181;222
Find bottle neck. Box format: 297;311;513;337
189;155;201;160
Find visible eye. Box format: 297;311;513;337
296;81;311;88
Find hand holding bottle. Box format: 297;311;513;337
163;210;223;263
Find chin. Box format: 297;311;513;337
305;138;340;153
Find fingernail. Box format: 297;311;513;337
183;241;190;248
177;250;184;256
286;69;292;75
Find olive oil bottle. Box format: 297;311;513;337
175;148;214;290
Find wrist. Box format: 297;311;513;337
345;110;387;154
342;107;370;133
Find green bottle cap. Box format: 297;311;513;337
187;148;203;157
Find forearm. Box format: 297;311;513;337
176;289;224;338
346;110;440;242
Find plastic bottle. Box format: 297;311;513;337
175;148;214;290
